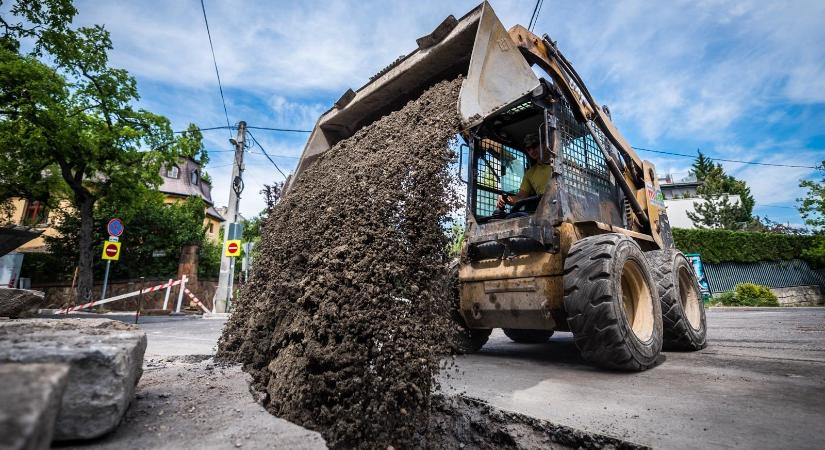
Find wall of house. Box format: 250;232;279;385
7;198;69;252
664;194;741;229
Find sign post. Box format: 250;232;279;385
100;218;124;301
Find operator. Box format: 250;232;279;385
496;133;552;210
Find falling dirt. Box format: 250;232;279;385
217;78;466;449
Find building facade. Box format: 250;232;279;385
157;157;224;241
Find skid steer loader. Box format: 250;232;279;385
289;2;707;370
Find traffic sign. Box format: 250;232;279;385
225;240;241;257
101;241;121;261
107;218;124;237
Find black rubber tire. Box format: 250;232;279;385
563;234;663;371
446;259;491;354
452;328;493;354
502;328;554;343
646;250;707;351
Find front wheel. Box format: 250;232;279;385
564;234;663;371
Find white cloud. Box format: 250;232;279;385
62;0;824;221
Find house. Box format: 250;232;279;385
658;174;701;199
658;174;741;229
3;157;224;252
4;198;70;252
158;157;224;241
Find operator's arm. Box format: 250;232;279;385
496;173;534;208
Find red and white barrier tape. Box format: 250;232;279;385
58;278;185;314
183;288;211;314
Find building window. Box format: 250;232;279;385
190;170;199;185
21;200;48;226
166;165;180;178
208;222;214;234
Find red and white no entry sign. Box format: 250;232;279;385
225;239;241;257
101;241;121;261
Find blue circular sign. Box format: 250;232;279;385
107;218;124;237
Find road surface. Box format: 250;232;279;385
62;308;825;449
440;307;825;449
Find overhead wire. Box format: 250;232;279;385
246;130;288;179
246;126;312;133
199;0;233;139
528;0;544;32
632;146;822;170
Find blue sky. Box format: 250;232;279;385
70;0;825;224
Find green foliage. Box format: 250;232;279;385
798;169;825;266
0;0;193;300
27;194;209;282
447;221;464;258
198;239;222;280
687;151;755;229
673;228;814;264
713;283;779;307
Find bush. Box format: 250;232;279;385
713;283;779;307
673;228;815;264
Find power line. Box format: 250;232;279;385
199;0;232;138
173;125;233;134
246;126;312;133
246;130;288;178
247;150;299;159
528;0;544;32
632;146;822;170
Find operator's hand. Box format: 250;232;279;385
496;194;509;209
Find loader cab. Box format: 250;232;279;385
468;100;548;223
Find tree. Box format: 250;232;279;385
798;164;825;266
687;151;755;229
41;193;208;282
0;1;179;301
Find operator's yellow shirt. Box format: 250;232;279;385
519;163;552;196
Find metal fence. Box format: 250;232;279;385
704;259;825;293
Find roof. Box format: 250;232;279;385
158;158;225;222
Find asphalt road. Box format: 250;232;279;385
440;308;825;449
70;308;825;449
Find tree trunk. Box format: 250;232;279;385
76;193;95;302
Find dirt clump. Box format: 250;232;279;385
217;78;465;448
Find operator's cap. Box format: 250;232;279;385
523;133;539;148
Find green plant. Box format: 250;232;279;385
712;283;779;307
673;228;815;264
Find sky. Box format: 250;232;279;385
67;0;825;224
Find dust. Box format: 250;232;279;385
217;78;465;448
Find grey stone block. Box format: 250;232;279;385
0;289;46;318
0;319;146;441
0;363;70;450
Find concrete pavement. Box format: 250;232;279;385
441;308;825;449
51;308;825;449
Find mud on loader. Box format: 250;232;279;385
289;2;707;371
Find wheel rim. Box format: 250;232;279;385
620;260;655;342
678;265;702;329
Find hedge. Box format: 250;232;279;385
672;228;815;264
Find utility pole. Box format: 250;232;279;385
214;121;246;313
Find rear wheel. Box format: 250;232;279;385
503;328;554;344
447;259;491;354
647;250;707;351
563;234;663;371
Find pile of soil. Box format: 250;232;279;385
217;78;465;448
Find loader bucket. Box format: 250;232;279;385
288;2;539;189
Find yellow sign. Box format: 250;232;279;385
101;241;121;261
225;240;242;257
